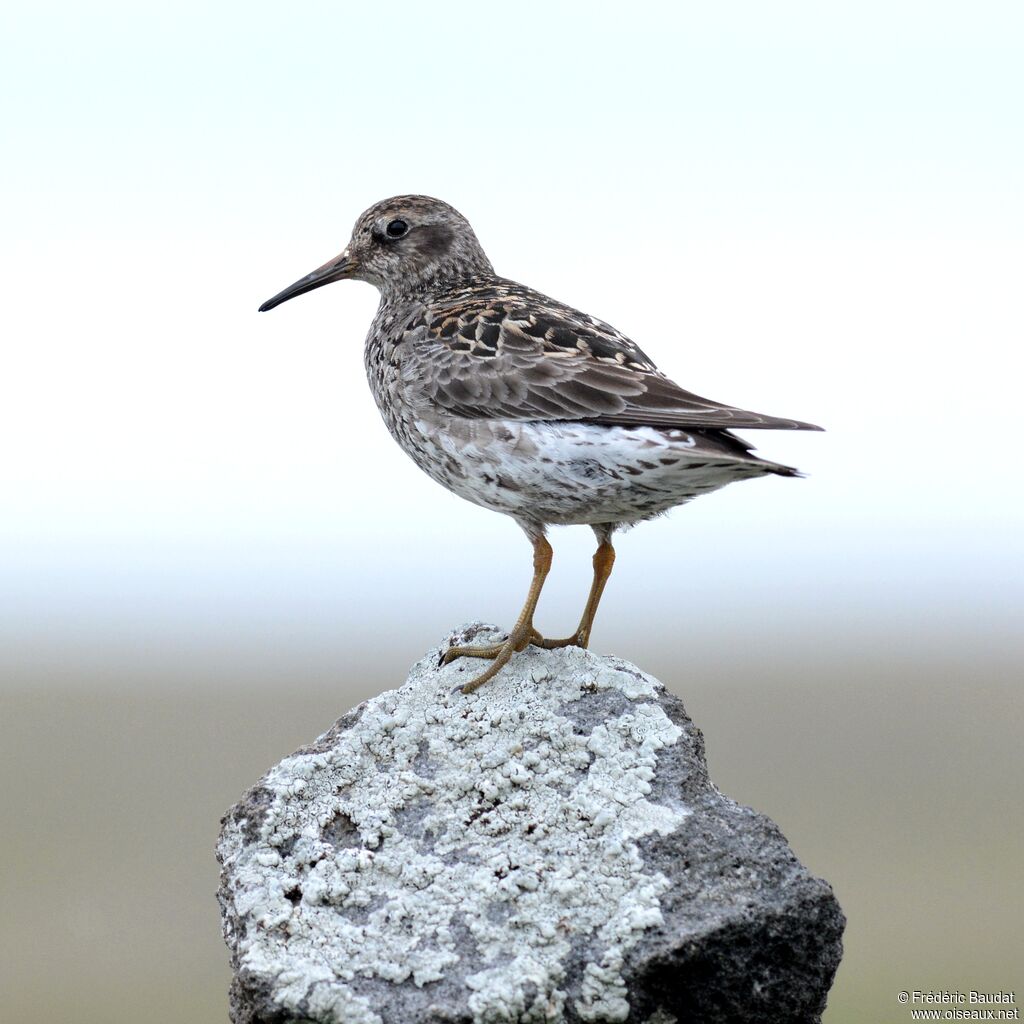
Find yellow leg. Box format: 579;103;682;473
443;537;553;693
533;539;615;650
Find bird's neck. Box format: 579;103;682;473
380;257;497;305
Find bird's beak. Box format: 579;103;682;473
258;250;355;312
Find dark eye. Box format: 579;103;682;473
386;219;408;238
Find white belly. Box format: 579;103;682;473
403;415;763;527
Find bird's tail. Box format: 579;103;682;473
762;460;805;478
689;428;808;478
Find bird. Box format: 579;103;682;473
258;195;821;693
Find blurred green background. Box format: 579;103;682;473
2;1;1022;1021
3;631;1020;1023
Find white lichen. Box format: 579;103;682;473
218;633;690;1024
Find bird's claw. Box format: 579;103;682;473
444;626;545;694
442;640;507;664
528;631;588;650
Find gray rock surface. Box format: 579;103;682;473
217;623;844;1024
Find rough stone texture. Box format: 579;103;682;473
217;624;844;1024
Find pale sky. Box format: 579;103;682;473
2;1;1022;682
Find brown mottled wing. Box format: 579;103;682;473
400;282;822;431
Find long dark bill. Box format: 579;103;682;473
258;253;354;312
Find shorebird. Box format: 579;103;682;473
259;196;821;692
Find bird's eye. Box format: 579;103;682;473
386;219;408;238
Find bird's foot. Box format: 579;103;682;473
443;627;542;663
529;630;588;650
444;627;543;694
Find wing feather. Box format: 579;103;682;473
399;280;822;431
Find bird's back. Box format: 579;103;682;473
381;276;821;436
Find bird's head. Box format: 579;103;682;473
258;195;494;312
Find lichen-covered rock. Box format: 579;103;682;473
217;624;844;1024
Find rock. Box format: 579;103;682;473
217;623;844;1024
